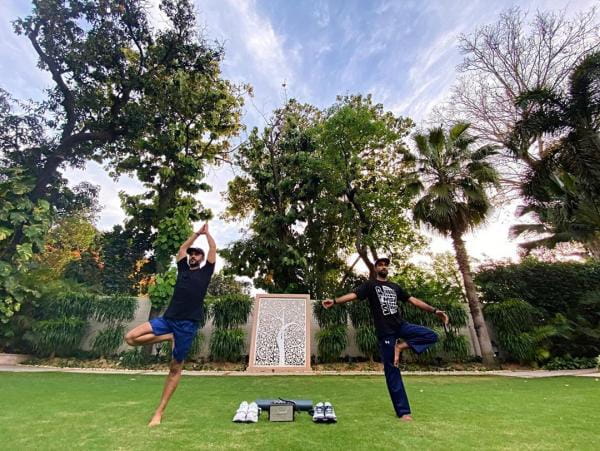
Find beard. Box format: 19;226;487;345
376;269;388;279
189;260;201;268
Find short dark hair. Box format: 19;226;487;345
374;257;390;266
187;247;204;256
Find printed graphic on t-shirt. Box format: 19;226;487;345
375;285;398;316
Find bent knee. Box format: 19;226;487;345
125;333;137;346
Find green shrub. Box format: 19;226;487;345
29;317;88;357
313;300;348;329
346;299;372;328
484;299;537;334
188;331;204;360
209;328;245;362
158;340;172;360
119;348;151;368
313;299;348;362
484;299;564;364
354;325;378;360
210;294;253;329
37;291;96;320
92;295;137;323
476;260;600;358
496;331;537;363
316;325;348;363
543;356;597;370
206;293;252;363
441;330;469;361
148;268;177;312
92;325;125;357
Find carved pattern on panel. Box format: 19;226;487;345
253;298;306;366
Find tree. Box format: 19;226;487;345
435;6;599;189
7;0;241;254
0;88;100;249
0;87;100;325
11;0;152;203
96;224;151;295
316;95;424;279
207;272;251;297
222;100;324;294
222;96;423;297
113;64;246;274
408;123;500;365
32;214;98;282
106;1;246;323
508;52;600;257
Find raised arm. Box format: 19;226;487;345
176;226;204;262
322;292;358;309
202;223;217;264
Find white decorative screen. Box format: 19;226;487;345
249;295;311;370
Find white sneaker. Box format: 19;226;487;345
233;401;249;422
312;402;325;422
324;402;337;423
246;402;260;423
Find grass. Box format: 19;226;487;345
1;372;599;450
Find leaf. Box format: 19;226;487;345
0;226;14;241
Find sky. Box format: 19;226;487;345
0;0;596;272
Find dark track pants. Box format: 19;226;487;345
378;322;438;417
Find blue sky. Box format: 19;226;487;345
0;0;596;268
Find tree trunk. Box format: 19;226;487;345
355;242;375;279
465;307;482;357
450;229;496;367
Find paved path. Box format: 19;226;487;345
1;364;598;378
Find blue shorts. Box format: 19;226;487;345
150;317;200;362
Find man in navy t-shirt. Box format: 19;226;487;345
322;257;448;421
125;222;216;426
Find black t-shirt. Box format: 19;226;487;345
163;258;215;321
354;279;411;337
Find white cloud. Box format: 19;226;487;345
314;1;330;27
222;0;294;96
0;2;52;101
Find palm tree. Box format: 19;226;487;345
509;170;600;258
507;51;600;257
407;123;499;366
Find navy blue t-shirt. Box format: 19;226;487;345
354;280;410;337
163;258;215;321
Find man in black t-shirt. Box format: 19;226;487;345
125;223;216;427
322;257;448;421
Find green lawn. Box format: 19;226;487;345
1;372;598;450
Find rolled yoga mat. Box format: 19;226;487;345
255;399;313;412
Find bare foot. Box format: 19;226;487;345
393;344;402;367
399;415;413;422
148;414;162;427
394;341;409;367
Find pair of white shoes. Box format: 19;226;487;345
312;402;337;423
232;401;260;423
